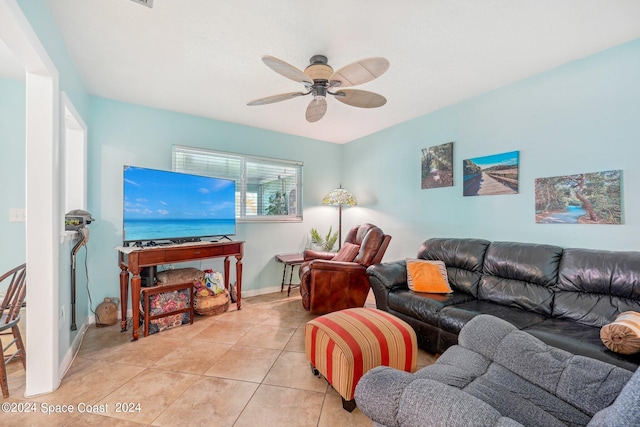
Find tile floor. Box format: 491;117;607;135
1;291;437;426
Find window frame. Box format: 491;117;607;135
172;145;303;223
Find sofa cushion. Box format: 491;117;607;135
483;241;563;286
554;248;640;327
417;238;490;297
388;289;474;325
351;224;385;266
464;364;587;426
331;242;360;262
478;242;562;316
523;318;640;371
438;300;547;335
480;275;554;315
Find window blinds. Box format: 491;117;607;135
172;145;303;220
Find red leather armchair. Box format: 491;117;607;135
299;223;391;314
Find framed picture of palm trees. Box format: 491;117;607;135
535;170;622;224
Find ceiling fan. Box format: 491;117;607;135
247;55;390;122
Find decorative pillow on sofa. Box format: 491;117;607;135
600;311;640;355
406;259;452;293
332;242;360;262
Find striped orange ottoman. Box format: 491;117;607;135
305;307;417;412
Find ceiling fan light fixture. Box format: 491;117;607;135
304;55;333;82
304;64;333;82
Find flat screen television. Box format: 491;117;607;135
123;165;236;245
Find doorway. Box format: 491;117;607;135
0;0;60;396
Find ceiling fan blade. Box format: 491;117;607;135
305;97;327;122
262;55;313;85
334;89;387;108
330;57;390;88
247;92;306;106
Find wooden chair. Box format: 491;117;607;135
0;263;26;398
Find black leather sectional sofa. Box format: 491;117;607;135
367;238;640;370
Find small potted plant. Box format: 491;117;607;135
309;226;338;252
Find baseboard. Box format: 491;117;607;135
59;320;89;379
242;285;284;298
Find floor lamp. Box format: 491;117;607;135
322;186;357;249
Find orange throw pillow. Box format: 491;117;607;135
406;259;452;293
331;242;360;262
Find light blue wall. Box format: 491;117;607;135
17;0;89;114
86;97;342;307
0;78;25;275
343;38;640;260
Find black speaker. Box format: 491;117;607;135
140;266;157;287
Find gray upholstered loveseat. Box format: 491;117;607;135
355;315;640;427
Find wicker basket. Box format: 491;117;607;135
194;289;230;315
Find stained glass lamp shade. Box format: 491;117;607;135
322;187;357;249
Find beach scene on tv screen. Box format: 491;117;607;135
123;166;236;242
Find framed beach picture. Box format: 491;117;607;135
535;170;622;224
421;142;453;189
463;151;519;196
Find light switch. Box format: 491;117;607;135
9;208;26;222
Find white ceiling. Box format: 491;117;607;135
3;1;640;143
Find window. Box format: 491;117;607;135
172;145;303;222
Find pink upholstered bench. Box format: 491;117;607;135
305;307;417;411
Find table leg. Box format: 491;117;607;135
131;273;141;341
287;264;295;297
236;254;243;310
119;266;129;332
281;264;287;292
223;256;230;290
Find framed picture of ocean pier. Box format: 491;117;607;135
535;170;622;224
463;151;519;196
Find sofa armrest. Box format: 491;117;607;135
355;366;414;427
355;366;523;427
367;260;408;290
399;379;523;427
588;367;640;427
303;249;335;261
301;260;370;314
367;261;408;311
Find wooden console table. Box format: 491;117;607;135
118;240;244;341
